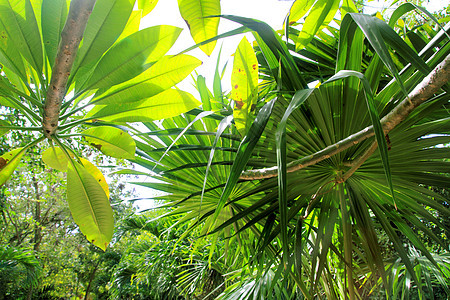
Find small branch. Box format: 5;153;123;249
240;53;450;180
42;0;96;138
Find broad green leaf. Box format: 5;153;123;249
0;148;25;185
82;25;182;90
42;146;70;171
72;0;134;77
211;98;277;228
343;13;410;97
0;40;26;81
0;69;27;95
80;158;110;199
200;114;233;220
138;0;158;16
0;120;10;136
231;37;259;136
87;89;200;122
0;76;14;97
0;0;43;73
178;0;220;56
81;126;136;159
296;0;340;50
67;161;114;251
90;55;201;105
41;0;68;67
341;0;358;15
276;89;314;266
29;0;42;30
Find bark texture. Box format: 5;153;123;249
42;0;96;138
240;53;450;180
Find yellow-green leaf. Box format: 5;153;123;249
86;89;201;122
83;25;182;90
81;126;136;159
72;0;134;72
0;148;25;185
138;0;158;16
116;10;142;42
90;55;202;105
295;0;340;51
67;161;114;251
0;0;43;73
0;97;18;109
288;0;315;24
42;146;70;171
178;0;220;56
80;158;110;199
231;37;258;135
41;0;68;68
0;120;10;137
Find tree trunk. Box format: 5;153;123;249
84;260;100;300
42;0;96;138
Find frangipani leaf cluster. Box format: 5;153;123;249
0;0;221;250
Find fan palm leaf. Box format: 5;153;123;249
128;5;450;299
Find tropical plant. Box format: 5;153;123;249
110;211;227;299
0;133;138;298
0;0;221;250
127;0;450;298
0;245;41;299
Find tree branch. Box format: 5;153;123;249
42;0;96;138
240;53;450;180
336;140;378;184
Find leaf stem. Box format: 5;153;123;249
5;96;41;124
0;126;42;131
57;117;96;133
59;102;91;120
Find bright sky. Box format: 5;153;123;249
129;0;449;210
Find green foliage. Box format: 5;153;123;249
110;211;227;299
128;1;450;299
0;245;41;298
